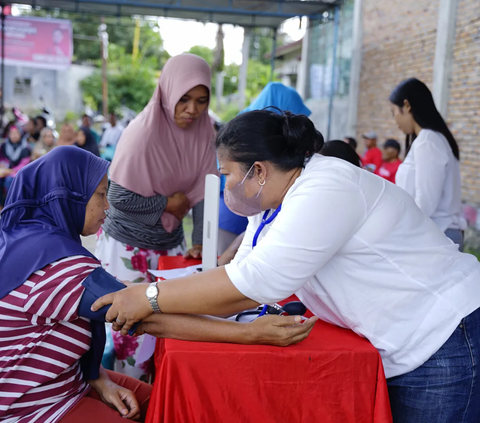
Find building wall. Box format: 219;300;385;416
356;0;439;151
447;0;480;204
3;64;94;121
306;98;350;141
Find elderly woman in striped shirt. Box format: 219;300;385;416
0;147;315;423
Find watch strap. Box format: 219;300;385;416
147;282;162;314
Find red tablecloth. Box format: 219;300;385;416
146;257;392;423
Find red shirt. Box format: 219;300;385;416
0;255;99;423
377;159;402;184
361;147;383;172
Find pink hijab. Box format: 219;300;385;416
110;54;217;232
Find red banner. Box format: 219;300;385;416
0;16;72;70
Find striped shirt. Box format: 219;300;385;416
103;181;204;250
0;255;100;423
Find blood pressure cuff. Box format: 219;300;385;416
79;267;126;320
78;267;127;380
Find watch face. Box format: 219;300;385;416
146;286;157;298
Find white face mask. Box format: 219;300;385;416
223;163;265;217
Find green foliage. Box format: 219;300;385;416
80;44;157;113
63;111;78;123
217;103;240;122
187;45;214;66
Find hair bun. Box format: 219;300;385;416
282;111;324;159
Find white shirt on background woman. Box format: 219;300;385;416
395;129;466;232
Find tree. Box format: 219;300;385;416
81;44;157;113
212;25;224;74
187;45;214;66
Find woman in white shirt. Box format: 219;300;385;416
94;110;480;423
390;78;465;250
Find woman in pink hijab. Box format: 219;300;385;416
96;54;218;379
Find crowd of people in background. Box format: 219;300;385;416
0;51;475;423
0;111;126;207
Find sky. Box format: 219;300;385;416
159;17;306;65
11;4;306;65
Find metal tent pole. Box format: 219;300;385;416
270;27;277;81
326;5;340;141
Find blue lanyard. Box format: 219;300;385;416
252;204;282;317
252;204;282;249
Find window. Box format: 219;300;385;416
307;0;354;100
14;77;32;95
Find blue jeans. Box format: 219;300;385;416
387;307;480;423
445;228;464;252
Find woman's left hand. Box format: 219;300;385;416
184;244;202;260
89;373;140;420
92;283;153;335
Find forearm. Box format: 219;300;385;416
157;267;259;315
140;313;257;344
87;365;109;387
218;232;245;266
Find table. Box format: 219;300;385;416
146;257;392;423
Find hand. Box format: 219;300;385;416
166;192;190;220
92;283;153;335
184;244;202;260
0;168;12;178
247;314;318;347
89;374;140;420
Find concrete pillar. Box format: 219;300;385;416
346;0;364;137
281;74;291;87
238;28;251;110
297;18;311;100
432;0;459;118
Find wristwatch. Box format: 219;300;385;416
146;282;162;314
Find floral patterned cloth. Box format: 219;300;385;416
95;228;186;381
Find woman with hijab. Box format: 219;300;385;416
32;127;57;160
95;53;220;378
218;81;311;263
76;126;100;157
0;146;315;422
0;125;31;206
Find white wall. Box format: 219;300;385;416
3;63;95;120
305;97;350;140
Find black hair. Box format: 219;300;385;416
344;137;357;150
389;78;459;160
384;138;401;153
215;108;324;173
2;120;16;138
35;116;47;128
321;141;361;168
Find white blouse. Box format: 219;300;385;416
395;129;465;231
225;154;480;378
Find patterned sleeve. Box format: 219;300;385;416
108;181;168;226
23;255;100;325
192;200;204;246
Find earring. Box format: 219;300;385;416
258;180;266;186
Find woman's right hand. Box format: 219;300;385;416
166;192;190;220
247;314;318;347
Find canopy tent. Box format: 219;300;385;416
10;0;337;28
0;0;340;121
